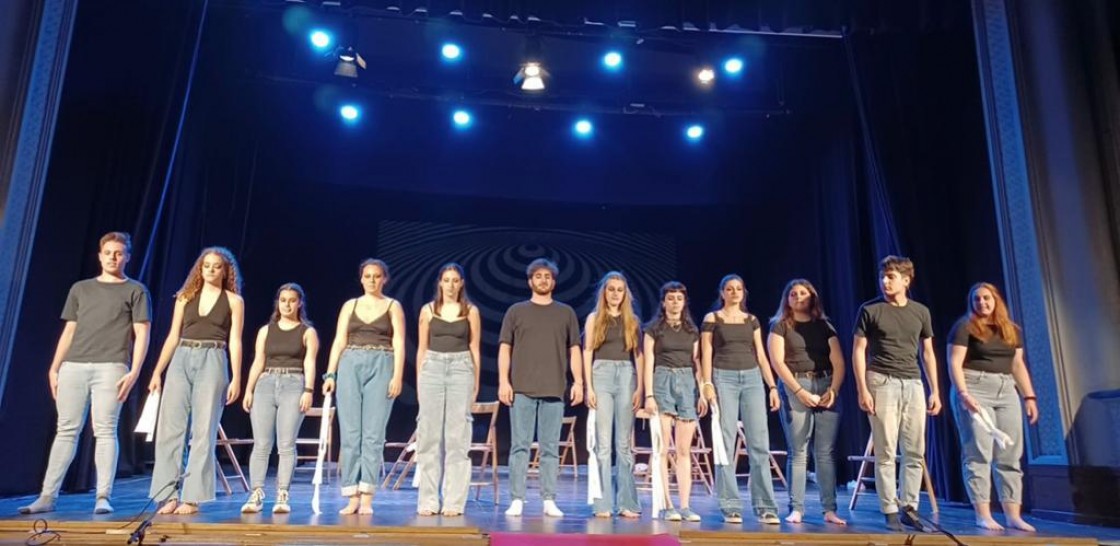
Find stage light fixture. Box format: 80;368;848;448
686;124;705;141
602;51;623;70
334;47;367;78
514;62;549;91
452;109;472;128
573;118;593;137
339;104;361;123
309;29;332;50
441;43;462;61
723;57;744;75
697;67;716;85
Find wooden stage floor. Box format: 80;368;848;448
0;467;1115;545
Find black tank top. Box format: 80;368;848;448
702;313;760;371
593;315;632;362
265;321;307;370
428;304;470;352
181;291;232;342
348;300;394;346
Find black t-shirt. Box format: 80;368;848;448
770;318;837;374
949;317;1019;374
499;301;580;398
853;298;933;380
61;278;151;363
701;314;760;371
650;326;697;369
591;314;633;362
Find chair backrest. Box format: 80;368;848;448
472;401;500;445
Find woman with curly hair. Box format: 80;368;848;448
147;247;245;515
948;282;1039;532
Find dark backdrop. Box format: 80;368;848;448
0;0;1001;510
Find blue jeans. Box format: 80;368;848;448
40;362;128;500
336;348;395;496
509;394;564;501
951;370;1024;504
150;345;229;503
591;360;640;514
779;375;841;513
866;370;927;514
416;351;474;513
652;366;698;421
248;371;306;491
713;367;777;515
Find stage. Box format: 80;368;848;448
0;469;1113;545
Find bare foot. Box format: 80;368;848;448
156;499;178;515
824;511;847;525
441;510;462;517
976;516;1005;531
418;509;437;516
620;510;640;519
339;497;360;515
172;502;198;515
358;494;374;516
1006;518;1036;532
785;510;803;523
594;512;612;518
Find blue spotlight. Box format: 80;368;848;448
602;51;623;70
441;42;462;61
686;124;705;141
452;109;472;128
573;119;593;138
723;57;744;75
309;29;333;50
339;104;361;123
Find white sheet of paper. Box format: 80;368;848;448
135;392;160;441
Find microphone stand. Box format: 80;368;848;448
128;474;186;545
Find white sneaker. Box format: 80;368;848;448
240;488;265;514
272;490;290;514
504;499;523;517
542;500;564;518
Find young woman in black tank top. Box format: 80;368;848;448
147;247;245;515
415;263;481;516
239;283;320;514
700;274;780;524
321;259;406;515
767;279;847;525
583;272;643;519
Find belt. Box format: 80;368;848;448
792;370;832;379
347;344;393;352
263;368;303;375
179;339;227;349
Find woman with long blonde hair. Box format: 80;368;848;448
148;247;245;515
949;282;1039;532
583;271;643;519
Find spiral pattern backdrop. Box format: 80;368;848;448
377;220;678;403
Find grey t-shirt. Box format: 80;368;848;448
61;278;151;363
499;300;580;398
853;298;933;380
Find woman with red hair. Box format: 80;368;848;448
948;282;1039;532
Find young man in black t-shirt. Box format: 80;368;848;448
498;258;584;517
852;256;942;531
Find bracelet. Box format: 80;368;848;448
768;385;777;391
303;387;313;394
322;372;336;381
1023;396;1037;401
793;386;804;395
645;395;655;400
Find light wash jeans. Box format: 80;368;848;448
336;348;395;496
508;393;564;502
416;350;474;513
248;371;306;491
951;369;1024;504
150;345;229;503
591;359;640;515
713;367;778;516
40;361;128;500
866;369;927;514
779;374;841;513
